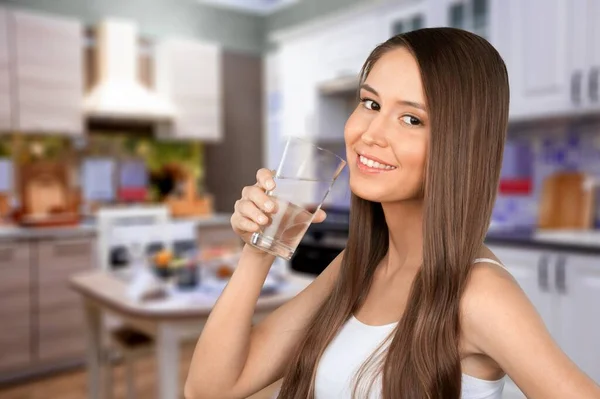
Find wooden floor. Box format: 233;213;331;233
0;344;282;399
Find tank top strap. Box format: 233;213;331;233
473;257;506;269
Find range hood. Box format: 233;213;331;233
84;19;175;122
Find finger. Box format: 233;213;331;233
232;212;260;233
237;199;270;226
256;168;276;191
312;209;327;224
245;185;276;213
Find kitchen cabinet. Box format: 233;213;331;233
567;0;600;114
280;36;319;139
488;244;600;394
0;7;11;131
503;0;571;120
316;13;386;86
556;254;600;384
37;238;94;362
0;241;31;372
10;10;84;135
155;39;222;142
385;2;427;37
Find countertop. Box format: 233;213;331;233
485;228;600;255
0;213;232;241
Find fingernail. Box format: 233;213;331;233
258;215;267;224
266;180;275;190
265;201;274;210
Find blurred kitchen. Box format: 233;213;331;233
0;0;598;398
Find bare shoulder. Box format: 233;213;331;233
459;258;526;351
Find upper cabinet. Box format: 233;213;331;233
316;12;386;85
568;0;600;114
10;10;84;135
0;8;11;132
154;39;222;142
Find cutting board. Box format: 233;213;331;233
537;172;594;230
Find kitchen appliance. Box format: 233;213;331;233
84;18;175;122
291;207;349;276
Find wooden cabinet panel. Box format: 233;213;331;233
10;9;83;135
155;38;222;141
0;241;31;371
36;237;93;363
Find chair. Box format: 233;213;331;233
97;206;172;399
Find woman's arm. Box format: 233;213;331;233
461;263;600;398
184;247;343;399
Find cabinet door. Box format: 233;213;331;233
11;10;83;135
507;0;571;120
0;241;31;372
155;39;222;141
585;0;600;110
280;37;318;139
487;246;555;332
557;254;600;384
0;7;11;131
37;237;94;362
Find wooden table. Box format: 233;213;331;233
70;270;313;399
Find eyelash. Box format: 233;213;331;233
359;97;423;127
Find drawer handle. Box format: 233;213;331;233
537;255;550;292
555;255;567;294
53;242;90;257
589;67;600;103
571;70;583;105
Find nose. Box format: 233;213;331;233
360;113;389;147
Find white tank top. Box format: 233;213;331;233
314;258;506;399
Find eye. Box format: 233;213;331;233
400;115;422;127
360;98;380;111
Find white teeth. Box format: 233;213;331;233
359;155;396;170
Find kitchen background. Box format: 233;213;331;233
0;0;598;398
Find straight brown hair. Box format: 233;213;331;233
277;27;510;398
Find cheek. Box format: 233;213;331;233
390;136;428;177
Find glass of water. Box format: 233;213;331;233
250;136;347;260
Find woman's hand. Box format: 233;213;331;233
230;168;327;253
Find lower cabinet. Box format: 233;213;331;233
488;244;600;396
0;236;94;381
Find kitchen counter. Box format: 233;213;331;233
485;228;600;255
0;213;232;241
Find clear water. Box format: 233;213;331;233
251;176;333;260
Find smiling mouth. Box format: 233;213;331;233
357;154;397;171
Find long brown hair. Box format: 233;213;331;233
277;27;510;399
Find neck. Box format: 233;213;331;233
381;198;424;274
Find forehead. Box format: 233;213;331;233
364;47;425;104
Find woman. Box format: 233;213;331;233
185;28;600;399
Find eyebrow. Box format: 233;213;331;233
360;83;427;112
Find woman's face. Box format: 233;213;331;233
345;47;430;203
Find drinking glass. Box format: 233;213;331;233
250;137;346;260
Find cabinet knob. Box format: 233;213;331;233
589;67;600;103
571;71;583;105
537;254;550;292
555;255;567;294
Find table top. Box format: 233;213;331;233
69;269;314;321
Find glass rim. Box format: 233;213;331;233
285;136;347;166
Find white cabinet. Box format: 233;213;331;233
556;254;600;384
280;36;319;139
10;10;83;135
316;13;386;85
154;39;222;142
0;7;11;131
489;244;600;391
567;0;600;113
